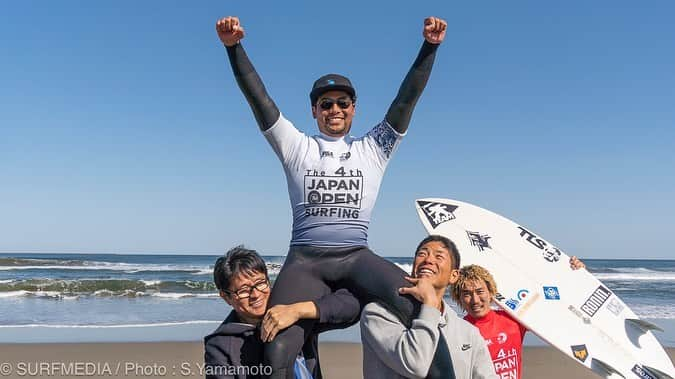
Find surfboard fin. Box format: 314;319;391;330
591;358;625;378
626;318;664;333
642;365;674;379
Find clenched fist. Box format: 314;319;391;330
423;17;447;45
216;16;245;47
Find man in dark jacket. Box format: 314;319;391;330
204;246;360;379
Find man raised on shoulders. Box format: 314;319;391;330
216;16;452;379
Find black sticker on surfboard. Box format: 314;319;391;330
581;285;611;317
632;364;658;379
517;226;562;262
571;344;588;362
467;231;492;252
417;201;457;229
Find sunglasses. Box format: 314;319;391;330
317;97;353;110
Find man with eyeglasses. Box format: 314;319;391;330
216;16;450;379
205;246;361;379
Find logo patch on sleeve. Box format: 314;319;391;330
367;122;399;158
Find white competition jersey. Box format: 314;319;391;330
264;115;404;247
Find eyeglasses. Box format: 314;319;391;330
226;279;270;299
317;97;353;110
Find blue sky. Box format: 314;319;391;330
2;1;673;258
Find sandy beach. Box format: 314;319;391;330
0;342;672;378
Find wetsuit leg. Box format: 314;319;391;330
265;246;454;379
337;247;456;379
264;249;331;379
332;246;420;326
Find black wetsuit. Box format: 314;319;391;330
224;41;454;379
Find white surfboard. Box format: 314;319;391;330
415;198;674;379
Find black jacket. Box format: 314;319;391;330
204;289;361;379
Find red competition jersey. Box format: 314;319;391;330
465;310;527;379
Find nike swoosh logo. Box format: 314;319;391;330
461;344;471;351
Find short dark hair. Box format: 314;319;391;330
213;245;268;291
414;235;461;270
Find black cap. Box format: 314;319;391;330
309;74;356;104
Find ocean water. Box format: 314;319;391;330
0;254;673;346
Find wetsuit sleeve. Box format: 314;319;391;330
225;43;280;131
385;41;439;134
360;302;441;378
204;337;240;379
311;288;362;333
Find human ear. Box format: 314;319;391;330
448;269;460;285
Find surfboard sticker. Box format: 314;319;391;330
543;286;560;300
567;305;592;324
517;289;529;300
641;365;674;379
632;364;658;379
466;231;492;252
415;198;675;379
580;285;612;318
416;200;457;228
571;344;589;362
516;226;562;263
606;297;625;316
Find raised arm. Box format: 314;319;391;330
385;17;447;134
216;16;280;131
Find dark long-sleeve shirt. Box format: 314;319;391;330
204;289;360;379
